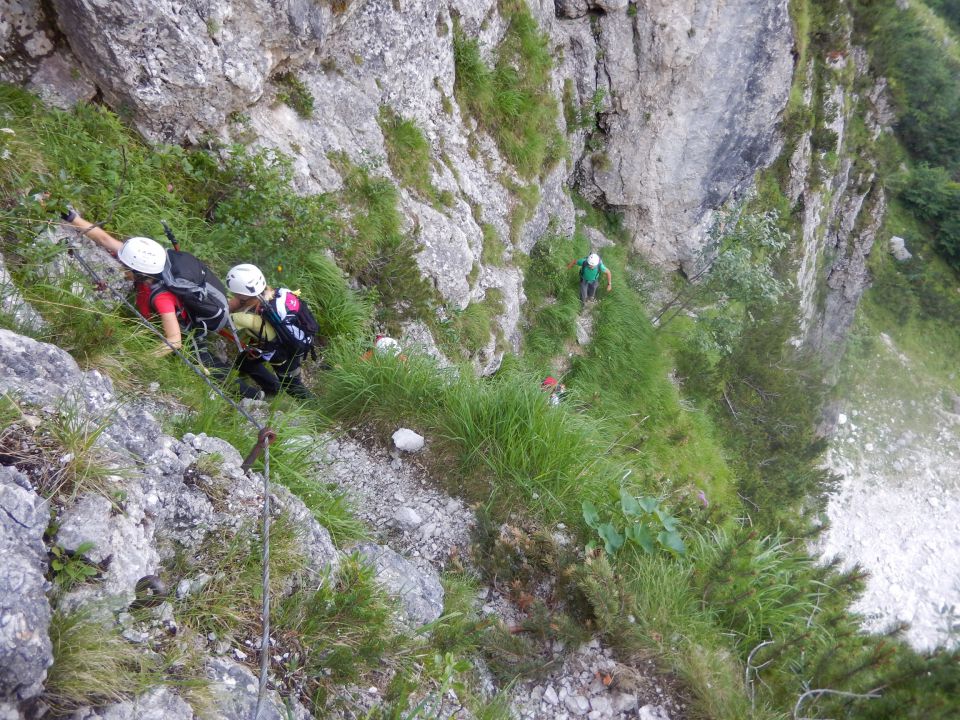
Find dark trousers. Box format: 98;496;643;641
580;279;599;304
193;335;262;400
236;351;313;399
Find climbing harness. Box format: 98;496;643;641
65;237;277;719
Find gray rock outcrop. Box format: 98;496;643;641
55;493;160;607
207;658;311;720
793;48;892;367
0;466;52;706
890;235;912;262
69;686;194;720
48;0;358;143
570;0;794;271
353;542;444;626
0;253;46;334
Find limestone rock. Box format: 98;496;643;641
0;0;59;85
581;0;794;270
583;227;615;250
555;0;590;19
392;428;425;453
27;49;97;108
49;0;357;142
611;691;638;713
889;235;912;262
0;253;46;334
399;321;452;368
593;0;629;11
564;693;590;715
272;484;340;579
353;542;444;626
639;704;672;720
207;658;309;720
69;686;194;720
55;492;160;605
0;466;52;704
794;51;889;369
393;506;424;530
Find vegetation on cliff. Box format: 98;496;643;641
2;0;960;718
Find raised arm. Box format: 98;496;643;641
65;211;124;256
566;258;578;270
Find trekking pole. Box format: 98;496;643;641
160;220;180;251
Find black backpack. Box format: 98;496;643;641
260;288;320;359
149;249;229;334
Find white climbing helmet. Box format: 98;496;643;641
587;253;601;268
375;336;401;356
118;236;167;275
225;263;267;296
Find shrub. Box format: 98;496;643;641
274;72;315;118
893;164;960;268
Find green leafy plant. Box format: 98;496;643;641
582;490;686;556
49;541;100;590
274;72;315;118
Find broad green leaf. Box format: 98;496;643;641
597;523;624;555
582;500;601;529
657;530;686;555
656;508;679;532
626;522;656;554
638;496;659;514
620;489;643;518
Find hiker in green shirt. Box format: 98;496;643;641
567;253;612;306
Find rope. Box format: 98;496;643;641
255;440;272;720
64;236;276;713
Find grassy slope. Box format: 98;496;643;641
4;0;960;714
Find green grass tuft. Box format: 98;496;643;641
45;610;157;712
452;1;566;179
378;106;450;210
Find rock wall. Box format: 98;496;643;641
566;0;795;273
0;0;798;367
0;325;458;718
790;48;894;368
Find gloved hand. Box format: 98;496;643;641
60;205;78;223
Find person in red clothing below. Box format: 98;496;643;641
63;209;262;398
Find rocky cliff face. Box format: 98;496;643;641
789;47;894;368
0;326;451;719
568;0;794;273
1;0;798;366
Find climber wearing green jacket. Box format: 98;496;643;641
567;253;612;307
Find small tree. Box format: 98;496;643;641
654;206;790;357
